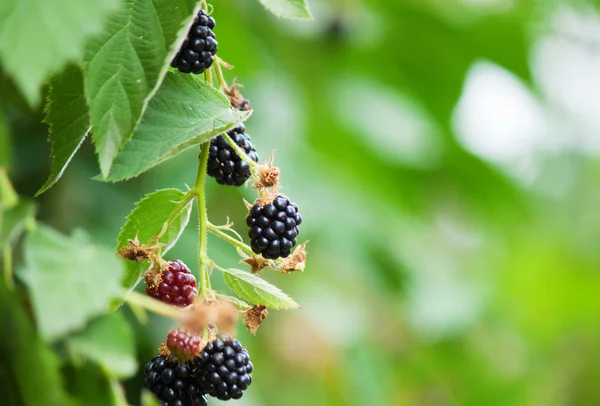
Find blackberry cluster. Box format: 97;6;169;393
171;9;217;74
145;356;208;406
207;125;259;186
194;335;253;400
246;195;302;259
145;260;197;307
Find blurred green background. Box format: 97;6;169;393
3;0;600;405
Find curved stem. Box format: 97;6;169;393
220;132;259;169
124;290;184;320
3;244;14;290
207;222;254;254
212;60;227;91
195;142;211;296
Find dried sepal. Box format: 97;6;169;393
242;305;269;336
241;255;270;275
117;233;167;267
215;301;238;336
225;77;252;111
181;296;217;334
252;151;280;190
280;241;309;274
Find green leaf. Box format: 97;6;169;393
0;167;17;208
219;267;299;310
67;312;136;378
257;0;313;20
0;110;11;168
0;275;73;406
64;362;128;406
0;0;120;106
117;189;193;293
38;65;90;196
83;0;199;177
104;73;251;182
0;199;36;248
19;225;124;341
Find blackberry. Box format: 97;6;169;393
207;125;259;186
145;260;197;307
171;9;217;74
193;335;253;401
246;195;302;259
144;355;208;406
167;328;201;362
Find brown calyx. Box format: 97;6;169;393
280;241;309;274
242;305;269;336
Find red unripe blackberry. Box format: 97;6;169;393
144;355;208;406
246;195;302;259
171;9;217;74
207;124;259;186
145;260;197;307
193;335;253;401
167;328;201;362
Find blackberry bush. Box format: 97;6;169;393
145;355;208;406
207;125;259;186
194;335;253;401
171;9;218;74
145;260;197;307
246;195;302;259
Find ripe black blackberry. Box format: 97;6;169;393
171;9;218;74
145;260;197;307
246;195;302;259
193;335;253;401
145;355;208;406
207;125;259;186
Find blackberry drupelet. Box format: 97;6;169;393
171;9;218;74
144;355;208;406
145;260;197;307
207;125;259;186
246;195;302;259
193;335;253;401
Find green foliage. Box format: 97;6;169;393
83;0;198;177
19;225;124;341
0;199;35;248
38;65;90;196
104;73;250;181
220;267;299;310
64;362;128;406
0;0;120;106
257;0;313;19
116;188;193;292
67;312;137;378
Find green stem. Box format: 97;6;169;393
124;290;183;320
204;66;213;86
221;132;259;169
207;222;254;255
194;142;211;296
3;244;14;290
212;59;227;91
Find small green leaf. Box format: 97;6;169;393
219;267;299;310
0;276;73;406
19;225;124;341
38;65;90;196
0;0;120;106
67;312;137;378
104;73;250;182
83;0;199;177
0;199;36;248
117;189;194;293
257;0;313;20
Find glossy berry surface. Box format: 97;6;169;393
144;355;208;406
246;195;302;259
193;335;253;401
207;124;259;186
167;328;201;362
145;260;197;307
171;9;217;74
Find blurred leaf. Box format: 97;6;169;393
220;267;299;309
67;312;137;378
64;362;127;406
0;275;73;406
38;65;90;196
0;167;17;208
19;225;123;341
0;110;11;167
104;73;250;181
0;199;36;248
117;188;193;294
141;390;163;406
257;0;313;20
0;0;119;106
83;0;199;177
